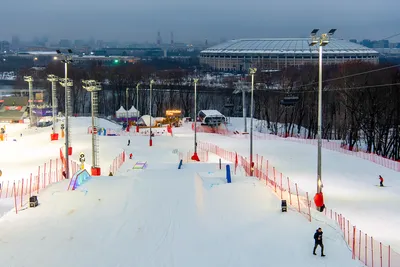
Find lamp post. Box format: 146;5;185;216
125;87;129;126
47;75;59;141
249;68;257;176
191;78;200;161
233;80;251;133
23;76;34;127
309;29;336;195
149;79;155;146
136;82;141;133
57;49;74;179
82;80;102;176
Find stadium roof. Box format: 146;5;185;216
201;38;379;55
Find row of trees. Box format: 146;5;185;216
17;59;400;159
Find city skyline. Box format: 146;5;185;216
1;0;400;43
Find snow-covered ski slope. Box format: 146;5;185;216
212;118;400;253
0;127;361;267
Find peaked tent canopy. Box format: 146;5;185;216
116;106;127;118
137;115;155;126
128;106;140;117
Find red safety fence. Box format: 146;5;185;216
198;141;400;267
196;127;400;172
109;151;126;175
0;159;80;214
178;150;209;163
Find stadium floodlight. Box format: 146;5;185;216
136;82;141;132
311;29;319;36
308;29;337;201
249;67;257;177
233;80;251;132
149;79;155;146
47;74;59;141
23;76;34;127
82;79;102;176
56;49;74;181
191;78;200;162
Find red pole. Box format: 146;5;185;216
287;177;292;205
29;174;32;198
295;183;300;212
306;192;311;222
266;161;269;184
379;242;382;267
21;179;24;208
365;233;368;265
347;220;350;245
44;162;47;188
388;245;391;267
6;180;9;198
280;173;283;199
13;182;17;214
352;226;356;260
358;230;361;261
49;159;52;185
273;167;276;192
37;166;40;194
371;236;374;267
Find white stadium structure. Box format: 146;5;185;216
200;38;380;72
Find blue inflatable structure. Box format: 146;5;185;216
70;169;91;190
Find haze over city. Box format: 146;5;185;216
1;0;399;42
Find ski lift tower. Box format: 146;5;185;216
23;76;34;127
233;80;251;133
82;80;102;176
47;74;59;141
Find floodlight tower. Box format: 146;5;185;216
136;82;141;132
309;29;336;195
191;78;200;161
249;67;257;176
149;79;155;146
47;74;59;141
233;80;251;133
82;80;102;176
23;76;34;127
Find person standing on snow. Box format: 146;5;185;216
379;175;384;187
127;139;130;146
313;228;325;257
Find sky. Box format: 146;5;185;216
1;0;399;43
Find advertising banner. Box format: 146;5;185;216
32;108;55;116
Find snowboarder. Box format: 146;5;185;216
313;227;325;257
379;175;384;187
127;139;130;146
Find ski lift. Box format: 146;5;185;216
280;95;299;106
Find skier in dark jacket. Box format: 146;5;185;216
313;228;325;257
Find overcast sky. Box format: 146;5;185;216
1;0;399;43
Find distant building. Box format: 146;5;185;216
200;38;379;72
0;41;10;53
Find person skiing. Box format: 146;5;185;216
313;227;325;257
379;175;384;187
129;153;133;159
127;139;130;146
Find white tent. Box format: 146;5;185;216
128;106;140;118
115;106;127;118
137;115;155;126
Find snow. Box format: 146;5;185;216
199;109;224;117
0;116;390;266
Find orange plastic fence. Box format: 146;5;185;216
198;141;400;267
178;150;209;163
198;127;400;172
109;151;126;175
0;159;80;214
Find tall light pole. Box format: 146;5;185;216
125;87;129;126
23;76;34;127
57;49;74;179
82;80;102;176
249;68;257;176
191;78;200;161
233;80;251;133
47;74;59;141
136;82;141;133
309;29;336;195
149;79;155;146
